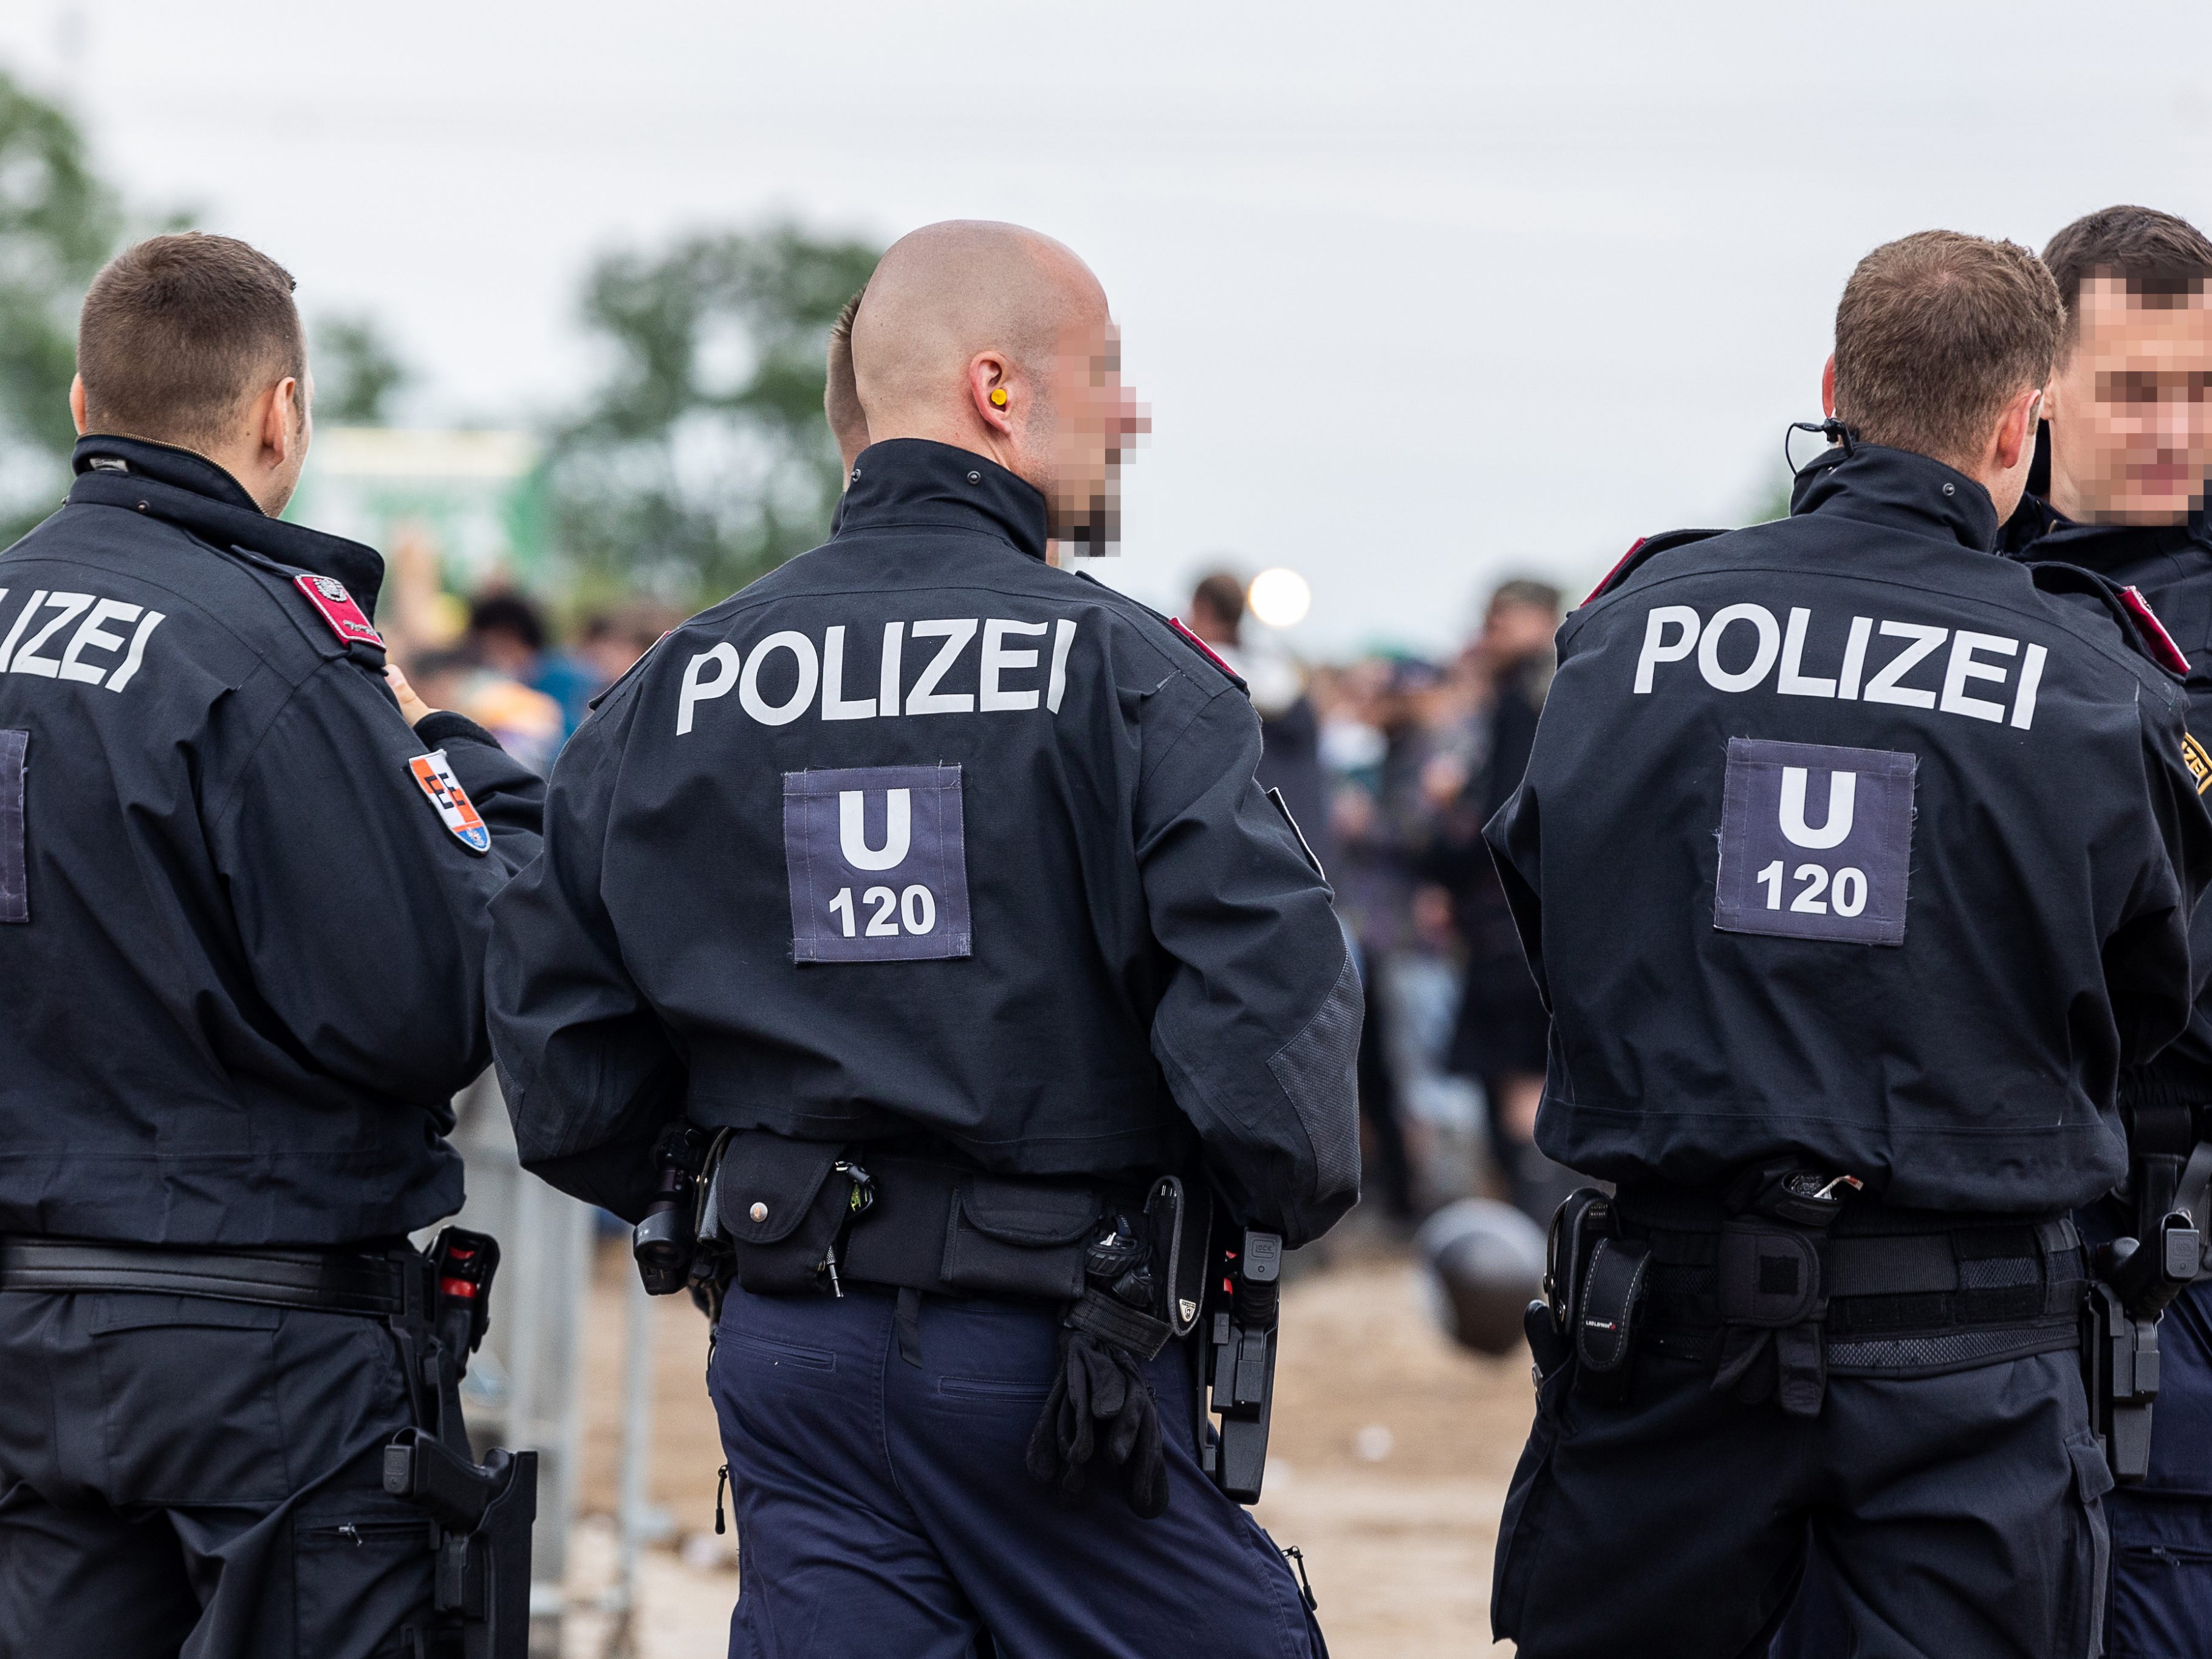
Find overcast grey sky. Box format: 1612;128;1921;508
6;1;2211;653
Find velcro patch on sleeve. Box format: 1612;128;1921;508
294;573;385;649
409;750;491;853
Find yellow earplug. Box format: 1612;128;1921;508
989;388;1008;408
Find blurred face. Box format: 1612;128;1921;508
1483;600;1560;666
2044;278;2212;525
1033;312;1148;550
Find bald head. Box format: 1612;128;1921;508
849;220;1142;550
853;221;1100;428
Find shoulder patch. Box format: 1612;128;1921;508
1169;617;1245;688
293;573;385;649
2183;733;2212;796
2121;585;2192;676
408;750;491;853
2030;562;2189;677
1583;528;1729;606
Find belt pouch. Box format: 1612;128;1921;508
1714;1220;1828;1415
942;1177;1101;1301
715;1132;847;1295
1573;1236;1651;1404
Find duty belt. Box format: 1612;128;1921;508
0;1235;417;1316
1614;1188;2086;1388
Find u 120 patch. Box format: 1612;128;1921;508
1713;737;1916;946
408;750;491;854
783;765;971;963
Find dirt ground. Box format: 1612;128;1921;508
561;1233;1528;1657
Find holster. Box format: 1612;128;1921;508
382;1228;538;1659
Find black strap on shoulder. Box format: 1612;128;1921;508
1581;528;1728;606
2030;561;2191;676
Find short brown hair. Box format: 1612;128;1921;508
77;233;306;449
1832;230;2063;465
824;287;868;460
2043;205;2212;329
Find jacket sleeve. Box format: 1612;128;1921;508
1482;778;1550;1011
1137;679;1363;1248
2106;694;2212;1067
485;692;683;1222
207;658;546;1106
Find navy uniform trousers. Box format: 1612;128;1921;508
1777;1277;2212;1659
0;1290;431;1658
1497;1346;2112;1659
708;1282;1324;1659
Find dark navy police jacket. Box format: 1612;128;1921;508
1487;442;2212;1213
0;437;543;1247
486;439;1360;1246
2004;487;2212;1114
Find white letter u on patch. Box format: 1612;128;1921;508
840;788;912;871
1779;767;1856;849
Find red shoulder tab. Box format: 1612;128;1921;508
2121;585;2191;676
1169;616;1244;686
1583;538;1648;607
293;573;385;649
1582;528;1730;606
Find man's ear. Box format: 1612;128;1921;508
1820;355;1838;419
262;377;303;465
69;374;87;437
970;354;1016;435
1995;387;2039;471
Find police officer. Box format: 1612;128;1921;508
2001;205;2212;1655
0;234;544;1657
487;219;1358;1658
1487;229;2212;1659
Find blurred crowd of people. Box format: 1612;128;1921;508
1184;569;1575;1232
373;522;681;775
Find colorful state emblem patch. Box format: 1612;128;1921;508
409;750;491;853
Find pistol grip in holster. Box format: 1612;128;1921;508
384;1433;539;1659
2083;1278;2159;1483
1199;1226;1281;1503
385;1228;538;1659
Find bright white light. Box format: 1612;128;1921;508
1247;567;1312;629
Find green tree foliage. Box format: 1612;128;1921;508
549;224;881;606
313;313;411;425
0;71;121;539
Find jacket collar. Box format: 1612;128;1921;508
833;438;1049;561
66;434;387;620
2000;490;2211;572
1789;440;2001;553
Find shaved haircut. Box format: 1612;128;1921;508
851;221;1103;431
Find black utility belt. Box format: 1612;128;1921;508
0;1234;419;1317
1538;1185;2087;1417
1632;1223;2086;1375
704;1132;1175;1307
